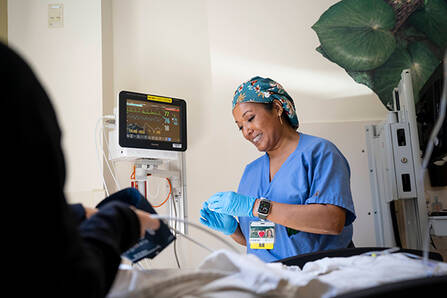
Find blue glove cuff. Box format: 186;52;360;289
223;220;238;235
248;196;257;218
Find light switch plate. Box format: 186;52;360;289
48;4;64;28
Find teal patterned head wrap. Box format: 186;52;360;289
232;76;299;129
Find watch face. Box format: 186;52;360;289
259;200;270;214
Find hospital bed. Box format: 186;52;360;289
278;246;443;268
277;247;447;297
108;246;447;298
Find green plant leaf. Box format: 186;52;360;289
373;41;440;108
312;0;396;71
317;45;375;91
315;45;332;61
408;0;447;49
346;69;374;90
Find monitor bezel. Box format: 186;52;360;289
118;90;187;152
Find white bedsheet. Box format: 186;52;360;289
108;250;447;298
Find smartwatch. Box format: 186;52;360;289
257;198;271;220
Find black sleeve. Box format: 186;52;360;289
61;202;140;298
69;203;87;225
80;201;141;260
2;42;140;298
69;201;141;297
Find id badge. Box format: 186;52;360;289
249;221;275;249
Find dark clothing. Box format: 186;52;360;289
2;42;140;297
70;203;88;225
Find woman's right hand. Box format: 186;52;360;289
200;202;238;235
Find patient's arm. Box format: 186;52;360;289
230;224;246;246
69;204;99;226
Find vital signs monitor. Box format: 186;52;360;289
118;91;187;152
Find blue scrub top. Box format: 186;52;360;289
238;133;356;262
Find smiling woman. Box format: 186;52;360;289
200;76;357;262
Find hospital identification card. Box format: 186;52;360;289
249;221;275;249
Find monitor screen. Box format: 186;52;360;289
118;91;187;151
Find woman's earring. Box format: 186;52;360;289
278;114;283;126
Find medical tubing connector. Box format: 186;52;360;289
420;51;447;266
149;215;240;254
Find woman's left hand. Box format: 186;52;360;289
206;191;257;217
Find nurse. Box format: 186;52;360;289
200;76;356;262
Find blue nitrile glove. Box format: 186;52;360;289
206;191;257;217
199;202;238;235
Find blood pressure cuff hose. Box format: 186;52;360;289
96;187;175;262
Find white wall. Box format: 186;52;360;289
8;0;105;206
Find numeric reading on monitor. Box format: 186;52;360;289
126;99;181;143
